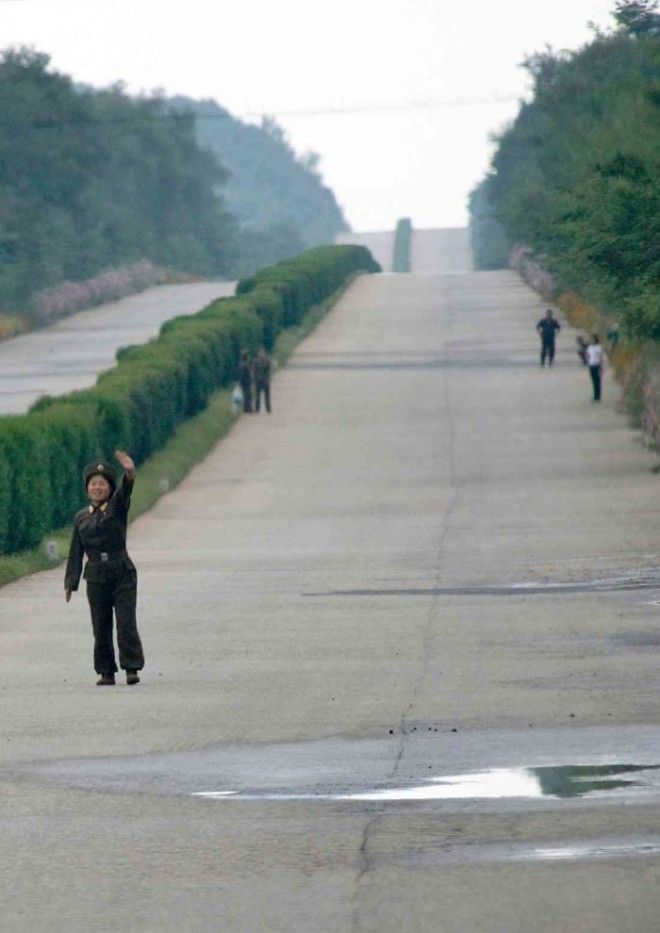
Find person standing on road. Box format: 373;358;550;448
64;451;145;686
253;346;272;413
537;309;561;366
586;334;603;402
239;350;253;413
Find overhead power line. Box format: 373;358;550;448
0;93;521;130
238;94;521;119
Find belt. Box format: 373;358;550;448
86;548;127;563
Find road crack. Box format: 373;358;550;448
350;293;459;927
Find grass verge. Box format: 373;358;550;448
0;313;30;341
0;277;356;589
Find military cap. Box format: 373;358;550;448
83;460;117;490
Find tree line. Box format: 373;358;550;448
168;97;348;276
469;0;660;340
0;48;348;315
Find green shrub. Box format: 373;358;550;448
0;244;379;554
392;218;412;273
473;26;659;340
0;418;50;553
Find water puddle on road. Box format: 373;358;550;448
19;725;660;814
194;763;660;802
404;836;660;867
523;840;660;862
305;572;660;599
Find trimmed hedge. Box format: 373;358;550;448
392;218;412;273
0;245;380;556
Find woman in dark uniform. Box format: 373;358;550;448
239;350;253;413
64;450;145;686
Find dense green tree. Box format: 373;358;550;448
0;49;237;311
468;178;509;270
469;8;660;338
613;0;660;36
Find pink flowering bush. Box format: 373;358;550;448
31;261;168;324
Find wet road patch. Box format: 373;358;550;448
304;573;660;598
11;725;660;814
610;631;660;649
195;763;660;802
391;836;660;867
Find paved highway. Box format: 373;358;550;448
1;268;659;931
337;226;473;273
0;281;235;414
411;226;473;272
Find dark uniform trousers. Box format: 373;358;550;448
255;382;271;412
239;361;253;412
541;340;556;366
86;557;143;674
240;379;253;413
541;340;555;366
538;319;560;367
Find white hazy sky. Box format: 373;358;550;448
1;0;617;231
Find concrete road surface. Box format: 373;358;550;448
411;227;473;273
1;270;659;932
336;226;473;274
0;281;235;414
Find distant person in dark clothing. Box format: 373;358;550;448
585;334;603;401
576;336;589;366
239;350;253;413
537;309;561;366
253;347;272;413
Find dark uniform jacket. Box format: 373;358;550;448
253;356;271;385
537;318;561;342
65;474;134;591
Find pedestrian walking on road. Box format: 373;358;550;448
537;309;561;366
64;451;145;686
253;346;272;413
239;350;253;413
585;334;603;402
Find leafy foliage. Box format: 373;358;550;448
613;0;660;35
468;179;509;270
469;8;660;338
0;49;237;312
0;245;379;555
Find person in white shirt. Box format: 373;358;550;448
585;334;603;401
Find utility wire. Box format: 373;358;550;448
238;95;521;119
0;93;521;130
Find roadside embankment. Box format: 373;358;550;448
0;281;237;415
0;246;379;585
0;261;191;347
0;313;30;341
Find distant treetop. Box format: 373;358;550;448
613;0;660;35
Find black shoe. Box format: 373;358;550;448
126;670;140;685
97;673;116;686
